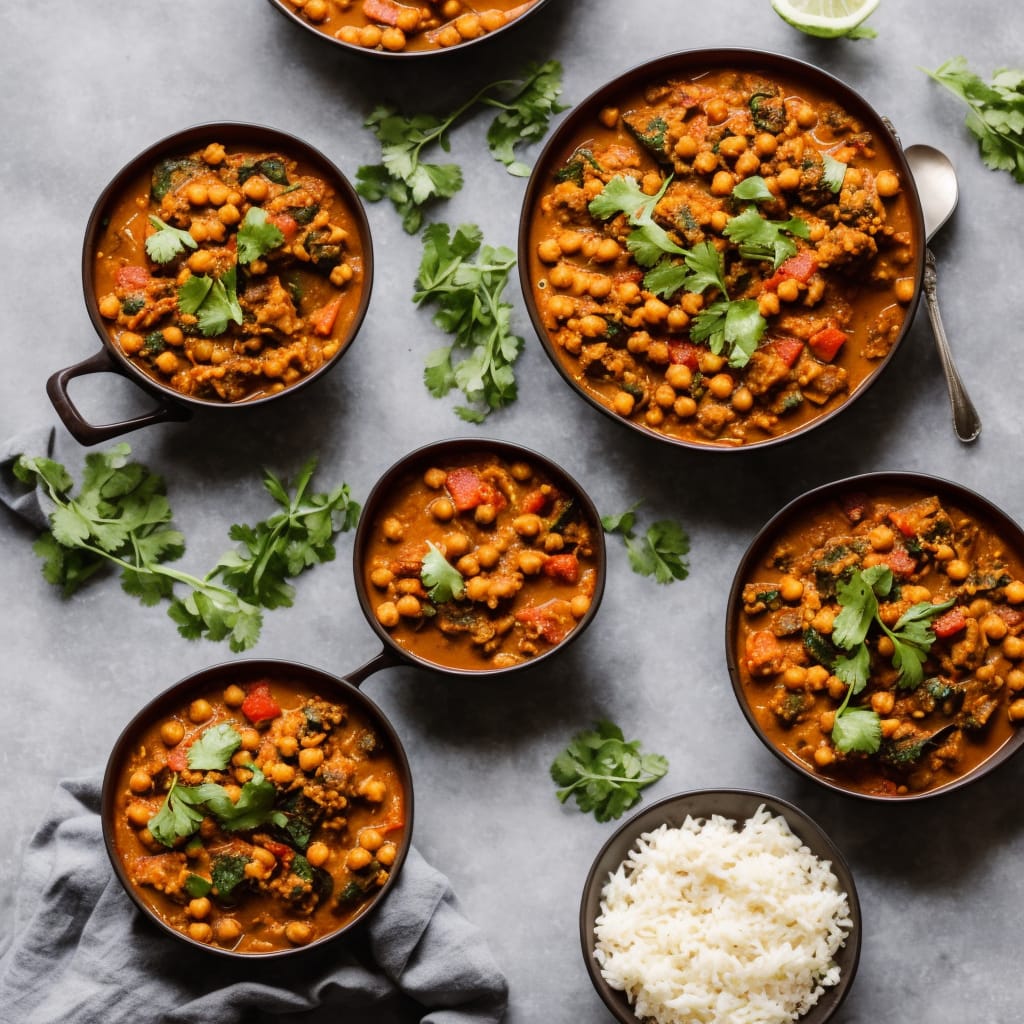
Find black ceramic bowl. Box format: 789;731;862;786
102;659;413;958
349;437;605;681
580;789;861;1024
519;48;926;451
726;472;1024;800
49;122;373;445
265;0;552;59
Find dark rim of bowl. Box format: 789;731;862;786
82;121;374;410
580;787;861;1024
101;658;414;958
352;436;606;677
518;47;926;453
725;471;1024;801
264;0;552;59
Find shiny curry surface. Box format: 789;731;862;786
527;66;919;447
280;0;540;52
734;488;1024;796
110;675;405;952
363;450;599;670
93;141;365;403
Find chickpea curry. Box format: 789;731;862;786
525;63;920;447
93;140;366;403
280;0;540;53
732;485;1024;796
362;450;600;670
109;674;406;952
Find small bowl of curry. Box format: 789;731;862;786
265;0;550;56
102;659;411;955
353;438;605;676
519;49;925;450
49;122;373;445
727;473;1024;799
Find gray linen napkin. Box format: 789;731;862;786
0;430;508;1023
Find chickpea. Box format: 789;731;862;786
758;291;781;317
214;918;242;943
126;802;152;828
361;778;387;802
474;503;497;526
783;665;807;689
1009;700;1024;723
189;699;213;723
518;550;545;575
704;97;729;124
202;143;226;166
818;710;836;732
777;167;801;191
615;280;641;304
588;276;612;300
805;664;830;689
306;841;330;868
674;135;698;160
710;170;735;196
735;150;762;178
434;24;460;46
359;23;384;46
444;531;471;558
871;691;896;715
694;150;719;175
423;467;447;489
396;7;421;31
129;770;152;794
946;559;970;582
375;601;399;628
119;331;144;355
827;676;847;701
709;210;729;234
370;567;393;589
731;386;754;413
241;176;269;202
718;135;748;159
813;746;836;768
382;516;404;541
665;363;692;390
285;922;314;946
644;406;665;428
240;728;261;751
347;847;373;870
223;684;245;707
707;373;734;399
188;897;212;920
869;525;895;552
810;608;834;634
513;513;542;537
98;294;121;319
1008;669;1024;692
1005;580;1024;604
643;297;670;324
231;750;252;767
548;264;573;289
431;497;455;522
395;594;422;618
271;763;295;785
776;278;800;303
154;351;178;375
981;613;1008;641
795;103;817;129
359;828;384;852
476;543;501;569
779;576;804;602
377;842;398;867
380;26;406;50
754;133;778;157
1003;635;1024;660
876;635;895;658
666;307;689;331
579;314;607;338
546;294;576;321
537;238;561;264
894;277;915;304
654;383;676;408
277;735;299;758
466;576;490;601
613;390;635;417
697;351;723;374
570;594;591;618
479;8;505;30
673;395;697;418
876;170;901;197
217;203;240;226
188;922;213;943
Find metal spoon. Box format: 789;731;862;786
904;143;982;443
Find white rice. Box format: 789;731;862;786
593;805;852;1024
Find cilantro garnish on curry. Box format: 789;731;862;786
734;487;1024;796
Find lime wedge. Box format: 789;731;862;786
771;0;880;37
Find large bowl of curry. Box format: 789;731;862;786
519;49;925;450
727;473;1024;799
49;123;372;444
266;0;550;56
103;659;411;956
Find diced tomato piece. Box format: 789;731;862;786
310;298;343;337
744;629;786;677
840;491;869;524
167;744;189;773
766;336;804;368
887;509;918;538
242;682;281;725
808;325;848;362
764;251;818;291
933;607;967;639
116;265;151;290
514;600;574;645
883;547;917;578
542;553;580;584
266;212;298;242
521;488;551;515
668;340;702;370
445;468;507;513
362;0;404;24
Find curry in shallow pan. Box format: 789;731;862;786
523;54;922;449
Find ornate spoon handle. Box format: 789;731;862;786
923;248;982;443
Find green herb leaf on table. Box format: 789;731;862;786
186;723;243;771
14;446;358;652
236;207;285;265
421;541;465;603
601;503;691;584
551;720;669;822
145;215;198;264
923;58;1024;183
414;222;524;421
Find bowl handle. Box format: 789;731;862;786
46;348;192;446
343;647;403;689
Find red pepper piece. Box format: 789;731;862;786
116;265;151;290
266;212;298;243
167;744;189;773
445;468;507;513
887;509;918;538
883;548;917;578
933;607;967;639
766;336;804;368
514;600;573;645
668;340;703;370
362;0;404;24
242;682;281;725
310;297;343;338
808;325;848;362
521;488;551;515
764;251;818;291
542;553;580;583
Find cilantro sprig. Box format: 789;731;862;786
14;446;359;652
923;58;1024;183
551;720;668;822
145;215;198;264
414;222;524;422
827;565;954;753
421;541;465;603
178;266;243;337
601;503;690;584
356;61;566;232
236;207;285;265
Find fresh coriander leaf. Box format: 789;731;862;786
145;215;198;264
602;504;690;585
690;298;766;368
193;766;279;831
484;60;567;175
821;153;848;192
211;853;250;901
551;720;668;822
924;58;1024;183
236;207;285;265
589;175;686;267
832;572;878;649
148;775;205;848
187;723;243;771
731;175;776;203
413;222;524;420
599;503;641;536
421;541;465;602
833;643;871;695
177;273;214;316
832;707;882;754
724;206;810;268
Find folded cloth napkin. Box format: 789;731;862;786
0;424;56;531
0;777;508;1024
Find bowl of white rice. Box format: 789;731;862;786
580;789;861;1024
